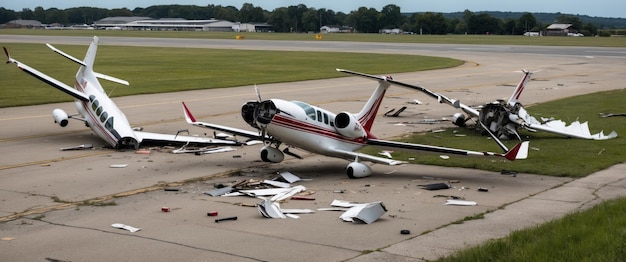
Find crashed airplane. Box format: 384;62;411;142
396;70;617;140
4;36;238;149
182;69;529;179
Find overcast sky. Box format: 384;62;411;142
4;0;625;18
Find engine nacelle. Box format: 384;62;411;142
52;109;69;127
346;162;372;178
260;146;284;163
452;112;466;127
334;112;366;138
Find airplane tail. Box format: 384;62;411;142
336;69;391;133
504;141;529;160
47;36;129;86
507;70;533;106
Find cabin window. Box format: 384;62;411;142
317;110;322;122
91;100;99;111
323;113;329;125
105;117;114;130
100;112;108;122
96;106;103;116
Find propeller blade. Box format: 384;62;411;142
254;84;262;102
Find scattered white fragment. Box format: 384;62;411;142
263;180;291;188
445;200;477;206
379;151;393;158
339;202;387;224
278;171;302;183
111;223;141;232
439;155;450;160
270;185;306;202
110;164;128;168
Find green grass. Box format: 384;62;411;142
0;43;461;107
365;89;626;178
438;197;626;261
2;28;626;47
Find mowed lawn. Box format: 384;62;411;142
0;42;461;107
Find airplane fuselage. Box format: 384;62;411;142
253;99;366;159
74;74;139;149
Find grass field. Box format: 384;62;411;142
2;28;626;47
0;43;461;107
438;197;626;261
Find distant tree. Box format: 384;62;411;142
581;22;598;35
468;13;501;34
239;3;265;22
503;18;517;35
33;7;45;22
19;8;34;20
378;4;404;29
411;12;447;34
517;12;537;33
0;8;17;24
268;7;291;32
301;8;320;32
346;7;379;33
45;8;68;24
447;17;461;34
108;8;133;18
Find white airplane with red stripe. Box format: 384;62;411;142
4;36;238;149
183;69;529;178
402;70;617;140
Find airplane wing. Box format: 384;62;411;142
336;69;479;117
134;131;241;147
366;139;529;161
4;47;89;102
182;102;265;141
512;108;618;140
333;149;406;166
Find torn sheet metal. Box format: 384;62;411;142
263;180;291;188
339;202;387;224
111;223;141;232
445;200;477;206
109;164;128;168
256;200;315;219
277;171;302;183
204;186;234;197
270;185;306;202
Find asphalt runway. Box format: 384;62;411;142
1;35;625;261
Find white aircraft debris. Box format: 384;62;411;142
111;223;141;232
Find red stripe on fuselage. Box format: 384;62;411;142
271;114;366;145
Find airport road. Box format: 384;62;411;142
0;35;625;261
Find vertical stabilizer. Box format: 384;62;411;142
82;36;99;70
507;70;533;106
355;80;391;133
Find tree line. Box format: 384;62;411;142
0;3;604;35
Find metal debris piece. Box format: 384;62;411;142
600;112;626;118
500;170;518;176
60;144;93;151
204;187;234;197
384;106;407;117
109;164;128;168
445;200;477;206
339;202;387;224
215;216;238;223
420;183;451;190
111;223;141;232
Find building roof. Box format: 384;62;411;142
6;20;42;26
546;23;573;30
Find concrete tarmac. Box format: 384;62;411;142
0;36;625;261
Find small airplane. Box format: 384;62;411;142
4;36;238;149
398;70;617;140
182;69;529;178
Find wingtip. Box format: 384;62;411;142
504;141;529;161
181;102;197;123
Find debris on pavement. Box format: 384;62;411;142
500;170;518;177
444;200;477;206
420;183;451;190
109;164;128;168
215;216;238;223
111;223;141;232
384;106;407;117
60;144;93;151
322;199;387;224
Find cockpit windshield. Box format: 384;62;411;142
293;101;316;120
